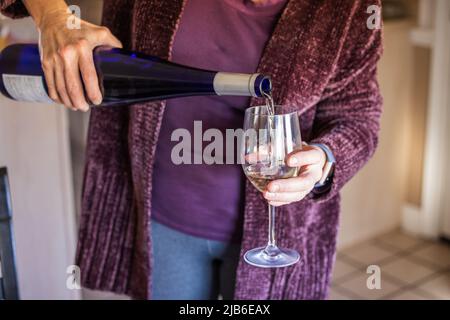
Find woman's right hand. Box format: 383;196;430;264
23;0;122;111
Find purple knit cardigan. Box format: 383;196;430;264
1;0;383;300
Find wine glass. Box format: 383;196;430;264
241;105;302;268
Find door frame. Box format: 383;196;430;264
403;0;450;238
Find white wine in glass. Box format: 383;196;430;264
244;165;298;192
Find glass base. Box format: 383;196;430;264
244;246;300;268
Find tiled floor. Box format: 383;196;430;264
330;229;450;300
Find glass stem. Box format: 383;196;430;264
267;203;277;248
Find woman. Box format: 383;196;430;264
1;0;383;299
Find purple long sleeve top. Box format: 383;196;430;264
152;0;288;242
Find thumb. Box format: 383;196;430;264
94;27;123;48
104;33;123;48
286;146;324;167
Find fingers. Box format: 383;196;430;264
264;190;309;203
78;27;121;106
41;60;60;104
54;56;73;109
263;167;323;204
286;146;325;167
79;44;102;105
266;167;321;193
56;27;121;110
38;14;121;110
59;45;89;111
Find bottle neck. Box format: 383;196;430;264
213;72;272;97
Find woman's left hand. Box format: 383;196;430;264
263;145;327;207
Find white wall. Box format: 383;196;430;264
0;99;78;299
337;21;415;248
0;17;79;300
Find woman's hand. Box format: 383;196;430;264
263;145;327;207
23;0;122;111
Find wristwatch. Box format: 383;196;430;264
308;143;336;188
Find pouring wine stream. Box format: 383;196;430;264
263;92;279;255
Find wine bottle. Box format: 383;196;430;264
0;43;272;106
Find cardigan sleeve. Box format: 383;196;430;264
308;0;383;203
0;0;29;18
82;0;135;170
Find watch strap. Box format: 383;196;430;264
309;143;335;188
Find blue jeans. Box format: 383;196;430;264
151;220;241;300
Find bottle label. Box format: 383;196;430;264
2;74;53;103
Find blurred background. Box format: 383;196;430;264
0;0;449;299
